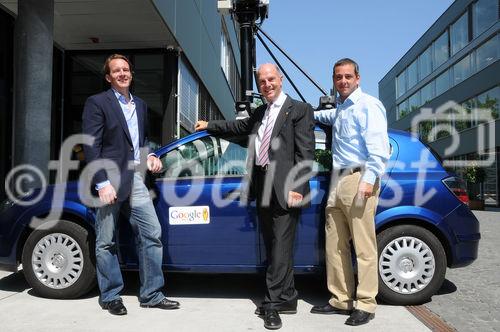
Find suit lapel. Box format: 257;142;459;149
106;89;133;145
271;95;292;139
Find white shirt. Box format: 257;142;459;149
314;87;390;185
255;91;287;164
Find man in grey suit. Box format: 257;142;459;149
195;63;315;330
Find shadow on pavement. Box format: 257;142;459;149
120;271;328;308
0;271;30;294
434;279;457;296
1;270;340;310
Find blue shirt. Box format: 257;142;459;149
314;87;390;185
96;89;140;190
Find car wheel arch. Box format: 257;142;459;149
15;211;95;263
376;218;452;268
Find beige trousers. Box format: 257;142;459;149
325;171;379;313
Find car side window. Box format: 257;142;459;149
159;136;248;179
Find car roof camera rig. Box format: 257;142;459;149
218;0;269;118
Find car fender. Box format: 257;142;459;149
375;205;453;246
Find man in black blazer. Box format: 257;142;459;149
82;54;179;315
195;63;315;330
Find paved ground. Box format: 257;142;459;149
425;210;500;332
0;271;427;331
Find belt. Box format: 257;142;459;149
338;166;362;174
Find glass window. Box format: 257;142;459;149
477;86;500;120
160;136;248;178
178;59;199;134
473;0;499;38
313;130;332;172
409;91;421;112
421;81;435;105
396;70;407;98
407;60;418;89
433;31;449;69
419;46;433;80
453;54;473;85
450;12;469;55
220;26;230;80
221;22;241;100
476;34;499;71
435;70;450;96
397;99;409;119
419;119;435;143
133;54;164;145
462;98;476;127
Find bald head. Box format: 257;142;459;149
257;63;283;103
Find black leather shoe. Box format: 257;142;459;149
255;306;297;316
263;310;282;330
310;303;352;315
140;298;180;310
102;299;127;316
345;309;375;326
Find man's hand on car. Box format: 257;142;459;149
195;121;208;131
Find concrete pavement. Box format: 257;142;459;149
0;271;429;331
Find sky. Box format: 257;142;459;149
255;0;455;107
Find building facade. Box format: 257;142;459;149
379;0;499;206
0;0;242;200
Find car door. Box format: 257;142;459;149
154;134;260;268
257;128;330;270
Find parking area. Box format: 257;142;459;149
0;271;428;331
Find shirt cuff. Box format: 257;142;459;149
361;170;377;185
95;180;111;191
147;153;157;158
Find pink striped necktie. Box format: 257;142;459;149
257;105;274;166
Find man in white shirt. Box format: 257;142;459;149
310;58;390;326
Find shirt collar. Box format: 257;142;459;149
269;91;287;108
112;88;134;105
338;87;362;106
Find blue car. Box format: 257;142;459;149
0;127;480;305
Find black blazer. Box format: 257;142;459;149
82;89;150;202
208;95;315;210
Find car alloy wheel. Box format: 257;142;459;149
379;236;435;295
22;220;96;299
31;233;84;289
376;225;446;305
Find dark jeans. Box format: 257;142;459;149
95;172;165;305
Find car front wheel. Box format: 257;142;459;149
21;220;96;299
377;224;446;305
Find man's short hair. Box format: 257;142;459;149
102;54;133;76
333;58;359;76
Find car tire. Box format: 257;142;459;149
21;220;96;299
377;224;446;305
